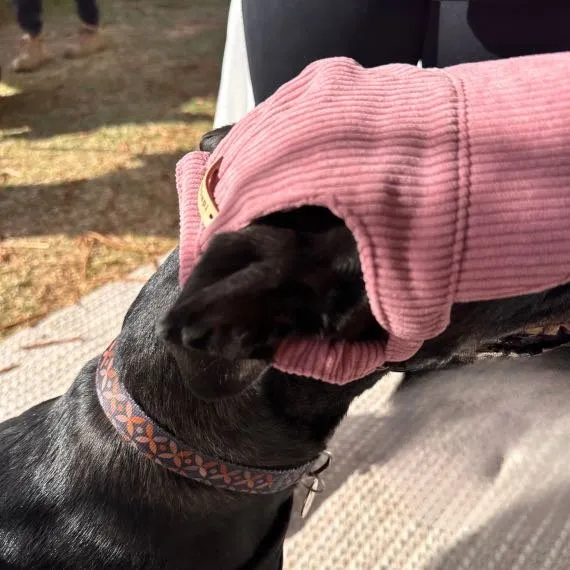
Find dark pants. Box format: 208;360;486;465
242;0;430;104
242;0;570;104
13;0;99;37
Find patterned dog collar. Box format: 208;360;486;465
96;339;326;494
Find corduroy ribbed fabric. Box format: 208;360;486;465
177;54;570;384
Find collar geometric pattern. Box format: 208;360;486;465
96;339;317;494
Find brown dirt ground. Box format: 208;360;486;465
0;0;228;337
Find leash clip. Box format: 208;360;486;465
300;450;332;519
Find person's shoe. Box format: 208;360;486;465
10;34;54;72
63;25;106;59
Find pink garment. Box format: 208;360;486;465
176;53;570;384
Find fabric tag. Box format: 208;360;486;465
197;157;221;227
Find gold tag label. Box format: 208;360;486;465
198;158;221;227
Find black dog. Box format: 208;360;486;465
2;126;570;569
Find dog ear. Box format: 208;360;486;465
158;209;383;399
199;125;234;152
158;224;316;400
159;225;322;361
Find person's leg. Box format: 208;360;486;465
10;0;53;72
12;0;43;37
64;0;105;58
74;0;99;28
242;0;430;103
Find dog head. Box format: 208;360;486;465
159;126;570;398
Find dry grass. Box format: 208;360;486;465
0;0;228;337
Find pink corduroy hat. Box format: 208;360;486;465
175;57;570;384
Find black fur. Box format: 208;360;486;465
2;125;570;569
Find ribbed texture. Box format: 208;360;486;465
448;54;570;300
177;54;570;384
274;338;386;383
176;150;209;285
